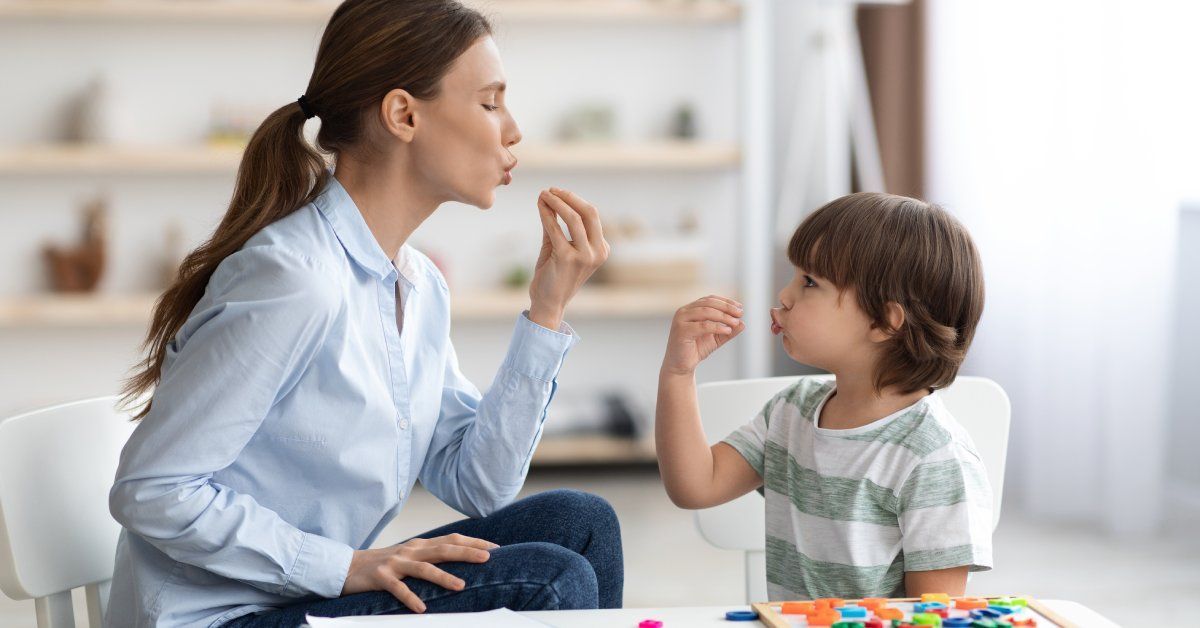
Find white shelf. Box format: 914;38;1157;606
0;142;741;176
0;285;726;328
0;0;741;24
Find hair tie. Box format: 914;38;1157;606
297;95;316;120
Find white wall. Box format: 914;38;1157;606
0;12;742;421
1168;203;1200;505
925;0;1200;534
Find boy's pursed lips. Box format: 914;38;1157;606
770;308;784;336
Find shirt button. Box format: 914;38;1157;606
399;418;410;430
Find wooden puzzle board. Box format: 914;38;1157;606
752;597;1075;628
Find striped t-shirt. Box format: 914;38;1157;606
722;377;993;600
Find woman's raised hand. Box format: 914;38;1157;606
529;188;609;330
340;533;498;613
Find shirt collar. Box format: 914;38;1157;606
392;245;424;292
314;175;398;283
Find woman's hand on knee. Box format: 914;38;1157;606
340;533;499;613
529;187;610;330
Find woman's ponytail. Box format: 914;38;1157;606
121;102;327;419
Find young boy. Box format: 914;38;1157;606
656;192;991;600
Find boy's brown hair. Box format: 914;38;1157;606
787;192;984;393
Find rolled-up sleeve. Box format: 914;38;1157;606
418;312;578;518
109;246;354;599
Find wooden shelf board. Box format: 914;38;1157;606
531;434;656;466
0;142;740;175
0;144;245;175
516;141;741;171
0;285;728;328
0;1;740;24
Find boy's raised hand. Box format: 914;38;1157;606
662;295;745;376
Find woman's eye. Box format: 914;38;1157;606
482;104;499;111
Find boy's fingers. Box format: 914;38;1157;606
681;306;742;327
691;296;743;316
700;294;743;310
692;300;744;318
715;323;745;347
687;321;734;335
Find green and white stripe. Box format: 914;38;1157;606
722;378;993;601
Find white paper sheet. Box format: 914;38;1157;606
304;608;551;627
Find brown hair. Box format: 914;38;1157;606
121;0;491;419
787;192;984;394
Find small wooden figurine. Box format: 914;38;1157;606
44;196;107;292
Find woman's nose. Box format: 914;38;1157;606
504;114;522;147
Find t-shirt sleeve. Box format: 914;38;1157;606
720;393;779;479
897;440;994;572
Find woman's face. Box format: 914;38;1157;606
410;36;522;209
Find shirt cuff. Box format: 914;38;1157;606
502;311;580;382
282;532;355;598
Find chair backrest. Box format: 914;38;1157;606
694;375;1011;552
0;396;135;627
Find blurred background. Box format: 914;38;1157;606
0;0;1197;626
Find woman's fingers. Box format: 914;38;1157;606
407;561;467;592
383;578;427;614
424;533;499;550
537;200;572;251
550;187;605;251
539;190;588;249
412;543;492;564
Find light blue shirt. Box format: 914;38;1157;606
105;177;577;628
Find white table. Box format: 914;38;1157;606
521;601;1119;627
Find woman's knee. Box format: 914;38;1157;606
526;489;620;532
513;542;598;610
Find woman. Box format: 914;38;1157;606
106;1;621;626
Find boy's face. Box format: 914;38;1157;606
771;268;879;371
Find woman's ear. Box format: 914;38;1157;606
869;301;907;343
379;88;418;142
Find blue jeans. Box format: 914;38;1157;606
222;490;623;627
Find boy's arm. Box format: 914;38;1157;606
905;566;969;598
898;444;994;596
656;296;762;509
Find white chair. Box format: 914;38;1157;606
694;375;1011;602
0;396;136;628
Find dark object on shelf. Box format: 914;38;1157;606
602;392;639;438
44;196;107;292
670;102;697;139
503;264;531;289
559;104;616;141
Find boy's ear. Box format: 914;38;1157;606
379;88;418;142
869;302;906;343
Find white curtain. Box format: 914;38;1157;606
925;0;1200;535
